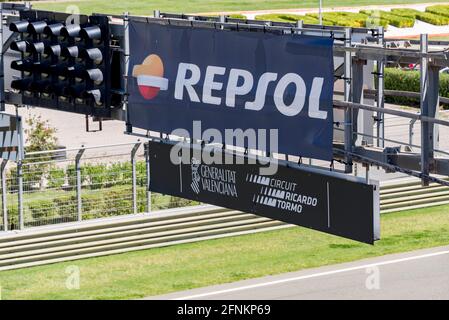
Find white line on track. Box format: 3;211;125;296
174;248;449;300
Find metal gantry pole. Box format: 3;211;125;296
131;143;141;215
319;0;323;25
145;142;151;213
17;160;23;230
376;26;385;148
296;20;303;34
343;28;353;173
351;58;365;146
75;148;85;221
0;4;5;112
420;34;430;186
1;159;7;232
409;119;417;149
123;12;132;133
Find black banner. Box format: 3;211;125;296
148;140;379;244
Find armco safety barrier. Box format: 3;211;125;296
0;177;448;271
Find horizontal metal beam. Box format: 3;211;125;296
333;45;449;67
334;100;449;127
363;89;449;105
333;144;449;187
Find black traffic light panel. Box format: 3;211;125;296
8;10;116;117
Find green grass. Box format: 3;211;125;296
1;204;449;299
33;0;449;15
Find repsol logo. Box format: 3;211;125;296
133;54;328;119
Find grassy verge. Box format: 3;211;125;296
33;1;449;16
1;204;449;299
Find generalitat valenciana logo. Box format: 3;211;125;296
132;54;168;100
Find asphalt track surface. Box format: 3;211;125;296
150;245;449;300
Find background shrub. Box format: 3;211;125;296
47;167;66;189
255;14;320;24
359;10;415;28
390;8;421;18
383;68;449;106
426;5;449;18
28;199;57;221
416;11;449;25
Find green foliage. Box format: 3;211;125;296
22;115;60;191
3;203;449;300
24;115;58;153
83;163;109;189
426;5;449;18
52;195;77;217
227;14;246;19
384;68;449;106
309;12;371;27
359;10;415;27
199;13;246;21
390;8;421;18
416;11;449;25
47;167;66;189
255;13;320;24
168;196;200;209
28;199;57;221
253;8;449;28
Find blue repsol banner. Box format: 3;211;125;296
128;20;335;160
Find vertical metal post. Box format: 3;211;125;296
428;65;440;153
15;105;24;230
0;4;5;112
296;20;303;35
319;0;323;25
75;148;85;221
409;119;416;149
154;10;161;18
131;143;141;215
365;165;370;184
17;160;23;230
1;159;7;232
351;58;365;146
420;34;430;186
376;26;385;148
145;142;151;213
123;12;132;133
343;28;353;173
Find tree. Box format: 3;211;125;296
23;115;60;190
24;115;58;153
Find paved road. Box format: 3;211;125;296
150;245;449;300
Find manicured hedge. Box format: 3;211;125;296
227;14;246;19
416;11;449;25
255;13;320;25
390;8;421;18
307;12;369;27
384;68;449;106
198;14;246;20
426;5;449;18
259;9;449;28
359;10;415;28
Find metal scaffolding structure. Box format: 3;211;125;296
2;3;449;188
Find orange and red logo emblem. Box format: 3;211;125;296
132;54;168;100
